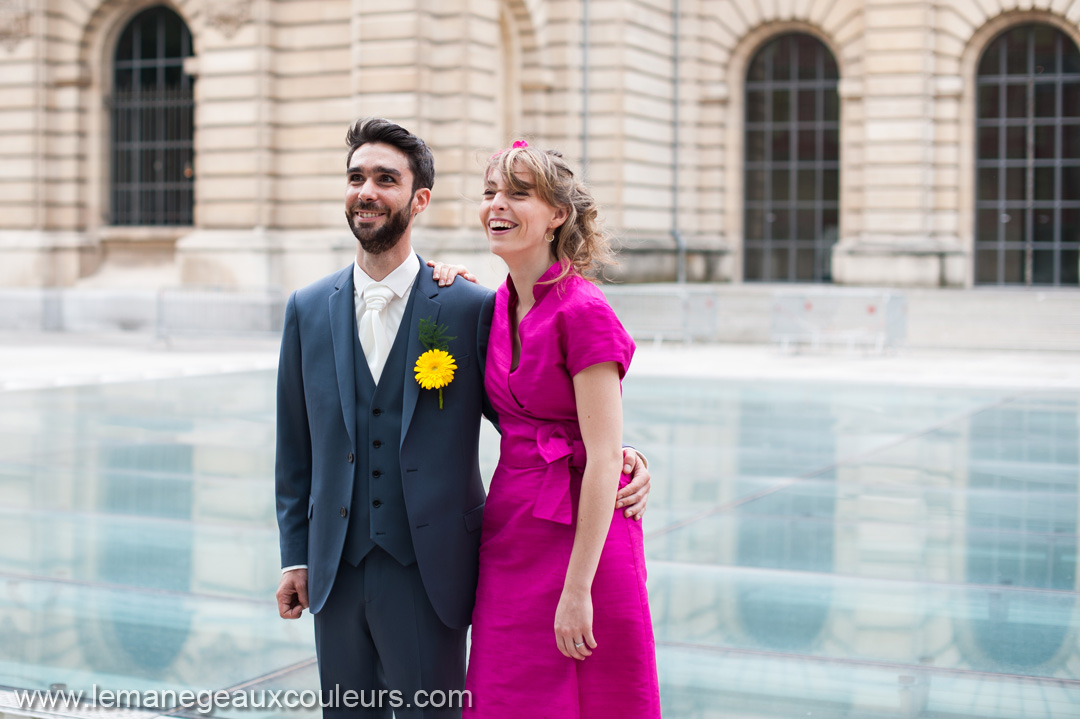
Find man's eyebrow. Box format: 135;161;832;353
347;165;402;178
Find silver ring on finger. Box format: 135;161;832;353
574;641;585;648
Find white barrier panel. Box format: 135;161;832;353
603;288;719;345
0;288;285;336
771;290;907;352
154;287;286;340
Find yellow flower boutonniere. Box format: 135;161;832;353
414;319;457;409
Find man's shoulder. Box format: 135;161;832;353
437;278;495;309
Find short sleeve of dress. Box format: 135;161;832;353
562;294;636;379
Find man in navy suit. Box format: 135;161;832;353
274;118;650;717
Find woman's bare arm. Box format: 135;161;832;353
554;361;624;661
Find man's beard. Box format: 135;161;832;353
347;199;413;255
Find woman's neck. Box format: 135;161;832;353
506;251;557;311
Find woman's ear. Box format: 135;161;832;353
549;203;570;231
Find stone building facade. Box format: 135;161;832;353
0;0;1078;293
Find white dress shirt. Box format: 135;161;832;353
353;252;420;345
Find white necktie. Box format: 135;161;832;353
359;283;395;383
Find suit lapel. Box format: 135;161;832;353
401;265;441;441
328;267;358;451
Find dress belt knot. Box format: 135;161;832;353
532;424;586;525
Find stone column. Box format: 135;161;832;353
177;0;282;290
0;1;95;287
832;0;966;287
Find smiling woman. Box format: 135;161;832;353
480;144;615;286
481;164;567;272
463;142;661;718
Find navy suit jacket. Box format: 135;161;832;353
275;257;496;629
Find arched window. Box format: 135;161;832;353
975;24;1080;286
744;34;840;282
111;5;194;226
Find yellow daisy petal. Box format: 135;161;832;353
414;349;457;390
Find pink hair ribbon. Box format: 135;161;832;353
490;140;529;159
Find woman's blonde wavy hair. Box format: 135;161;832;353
486;145;615;283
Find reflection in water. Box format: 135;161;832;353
735;391;836;651
964;401;1079;671
0;374;314;704
97;444;194;674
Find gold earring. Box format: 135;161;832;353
545;232;554;243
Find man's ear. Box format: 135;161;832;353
412;188;432;215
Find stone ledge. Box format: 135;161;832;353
0;231;95;250
96;227;193;244
833;239;966;258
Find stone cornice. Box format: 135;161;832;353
205;0;252;39
0;0;31;52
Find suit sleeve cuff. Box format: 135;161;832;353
623;444;648;469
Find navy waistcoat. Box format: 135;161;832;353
342;285;418;567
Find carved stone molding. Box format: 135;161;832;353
205;0;252;39
0;0;31;52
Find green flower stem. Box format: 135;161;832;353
438;388;444;410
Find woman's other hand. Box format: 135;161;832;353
426;260;478;287
554;586;596;661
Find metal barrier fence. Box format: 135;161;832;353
0;288;286;337
9;284;1003;353
602;286;719;345
770;290;907;352
154;287;286;342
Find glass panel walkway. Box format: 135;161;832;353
0;369;1076;717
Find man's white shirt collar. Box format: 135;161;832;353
353;252;420;299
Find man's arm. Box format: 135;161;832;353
275;292;313;618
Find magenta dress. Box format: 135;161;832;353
464;262;661;718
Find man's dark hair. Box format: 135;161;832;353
345;117;435;192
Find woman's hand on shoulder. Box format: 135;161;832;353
427;260;478;287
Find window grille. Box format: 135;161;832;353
744;34;840;282
110;6;194;226
975;24;1080;286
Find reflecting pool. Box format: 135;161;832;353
0;373;1077;717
